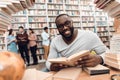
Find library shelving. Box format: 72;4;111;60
94;0;120;48
11;0;114;54
94;0;120;19
0;0;35;51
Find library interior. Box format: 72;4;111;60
1;0;120;80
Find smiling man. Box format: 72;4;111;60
46;14;108;71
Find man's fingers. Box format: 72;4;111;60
82;62;97;67
59;64;69;68
80;54;92;60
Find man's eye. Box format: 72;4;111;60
65;21;71;25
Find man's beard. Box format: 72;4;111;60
59;27;74;40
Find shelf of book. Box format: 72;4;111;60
0;0;35;51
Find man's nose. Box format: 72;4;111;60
63;25;68;30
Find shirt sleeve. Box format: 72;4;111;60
46;40;59;70
89;31;109;64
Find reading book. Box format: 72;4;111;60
84;65;110;75
48;50;89;66
53;67;82;80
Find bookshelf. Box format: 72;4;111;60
0;0;35;51
94;0;120;48
11;0;114;55
0;36;6;51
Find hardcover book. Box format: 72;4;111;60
84;65;110;75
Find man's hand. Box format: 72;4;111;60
50;63;69;71
75;54;103;67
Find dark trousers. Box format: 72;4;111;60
18;45;30;64
30;45;38;64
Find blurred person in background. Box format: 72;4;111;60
41;27;50;60
16;26;30;66
7;29;18;53
28;28;38;65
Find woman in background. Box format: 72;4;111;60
7;29;18;53
28;28;38;65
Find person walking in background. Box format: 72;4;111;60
7;29;18;53
28;28;38;65
16;26;30;66
41;27;50;60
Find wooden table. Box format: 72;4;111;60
22;67;120;80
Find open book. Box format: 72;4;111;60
48;50;90;66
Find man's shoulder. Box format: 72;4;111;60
52;35;62;42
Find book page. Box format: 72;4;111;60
48;50;90;66
48;57;68;65
68;50;89;63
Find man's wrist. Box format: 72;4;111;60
99;56;104;64
50;63;60;71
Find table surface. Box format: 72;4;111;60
23;67;120;80
49;66;120;80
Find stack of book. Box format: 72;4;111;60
105;53;120;69
94;0;120;19
84;64;110;75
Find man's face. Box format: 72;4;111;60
19;28;24;33
56;15;74;39
45;29;48;33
